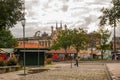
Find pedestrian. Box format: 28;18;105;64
75;57;79;67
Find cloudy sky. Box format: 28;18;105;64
10;0;112;38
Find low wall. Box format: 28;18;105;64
0;66;20;74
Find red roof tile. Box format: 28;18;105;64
45;49;76;54
16;43;46;49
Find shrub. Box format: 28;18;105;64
7;58;17;66
0;58;5;66
45;58;52;64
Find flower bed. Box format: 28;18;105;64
0;57;20;73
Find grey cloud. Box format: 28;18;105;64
61;4;69;12
27;11;35;17
11;23;44;38
30;0;38;4
84;16;92;26
86;0;111;7
82;14;99;26
62;0;70;3
70;14;98;30
11;0;112;38
43;3;50;9
94;0;111;4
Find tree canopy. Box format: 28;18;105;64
0;29;18;48
51;28;88;54
0;0;23;30
51;29;72;52
99;0;120;27
99;28;111;50
88;31;101;50
71;28;88;54
98;27;111;59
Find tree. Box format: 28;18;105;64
99;0;120;46
71;28;88;55
99;0;120;26
98;27;111;59
51;29;72;53
88;31;101;59
99;0;120;59
51;29;76;68
0;0;23;30
0;29;18;48
51;28;88;68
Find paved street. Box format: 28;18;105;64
19;63;108;80
106;63;120;80
0;63;120;80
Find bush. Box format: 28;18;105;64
0;58;5;66
7;58;17;66
45;58;52;64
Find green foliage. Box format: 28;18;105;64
45;58;52;64
88;31;101;49
58;29;72;49
7;58;17;66
71;28;88;53
0;0;23;30
0;58;5;66
51;42;60;50
51;29;73;52
51;28;88;54
99;0;119;60
0;29;18;48
100;29;111;46
99;0;120;27
98;27;111;59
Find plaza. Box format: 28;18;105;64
0;62;120;80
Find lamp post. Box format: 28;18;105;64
37;31;40;66
21;18;26;75
34;31;41;66
21;0;26;75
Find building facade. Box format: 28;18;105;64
17;22;68;48
112;37;120;51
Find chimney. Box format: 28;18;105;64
64;24;67;30
56;22;58;29
51;26;53;33
60;21;62;29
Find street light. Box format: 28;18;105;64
21;17;26;75
37;31;40;66
34;31;40;66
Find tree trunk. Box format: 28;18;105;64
101;50;104;60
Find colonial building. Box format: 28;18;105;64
17;22;68;48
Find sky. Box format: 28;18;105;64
10;0;112;38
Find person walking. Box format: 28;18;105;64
75;57;79;67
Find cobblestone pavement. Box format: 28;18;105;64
106;63;120;80
0;70;24;80
18;63;108;80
